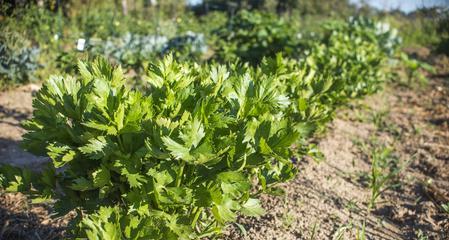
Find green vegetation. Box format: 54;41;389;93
213;10;300;65
0;30;41;88
0;0;446;89
0;16;402;238
367;146;401;210
399;52;435;86
442;202;449;214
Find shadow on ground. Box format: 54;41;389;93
0;193;66;240
0;138;49;169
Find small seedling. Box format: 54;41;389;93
367;146;402;210
332;223;353;240
441;202;449;214
309;220;319;239
399;53;435;87
371;110;389;130
281;212;296;229
415;229;429;240
345;199;361;213
355;222;366;240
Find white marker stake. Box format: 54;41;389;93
76;38;86;51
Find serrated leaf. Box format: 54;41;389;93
47;144;76;168
241;198;265;216
180;118;205;148
79;136;109;159
162;136;194;162
259;138;272;155
121;168;147;189
217;172;250;196
147;169;173;186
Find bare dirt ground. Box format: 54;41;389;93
0;56;448;239
0;83;49;169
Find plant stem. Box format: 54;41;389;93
176;161;185;187
117;135;125;152
191;206;202;228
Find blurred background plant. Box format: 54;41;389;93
0;28;41;89
213;10;300;65
0;0;447;89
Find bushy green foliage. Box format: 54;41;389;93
213;10;300;65
89;32;208;71
19;55;300;238
0;32;41;88
310;17;402;99
162;32;208;62
89;33;168;70
1;5;62;50
385;10;441;49
324;17;401;57
398;53;435;86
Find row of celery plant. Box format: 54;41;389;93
0;17;401;239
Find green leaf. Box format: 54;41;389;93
241;198;265;216
79;136;110;159
121;168;147;189
180;118;205;148
212;197;239;224
162;136;194;162
78;60;93;83
147;169;174;186
259;138;272;155
47;144;76;168
70;177;94;191
5;175;23;192
114;104;125;132
159;187;193;205
145;138;170;159
217;172;250;196
92;166;110;188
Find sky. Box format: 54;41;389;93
186;0;203;6
185;0;449;12
350;0;449;12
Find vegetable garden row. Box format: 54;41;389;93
0;13;405;239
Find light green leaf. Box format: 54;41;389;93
47;144;76;168
79;136;109;159
162;136;194;162
241;198;265;216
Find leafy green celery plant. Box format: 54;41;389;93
17;55;298;239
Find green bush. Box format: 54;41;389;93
89;33;167;70
162;32;208;62
0;31;41;88
323;17;401;57
19;55;299;238
213;10;300;65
